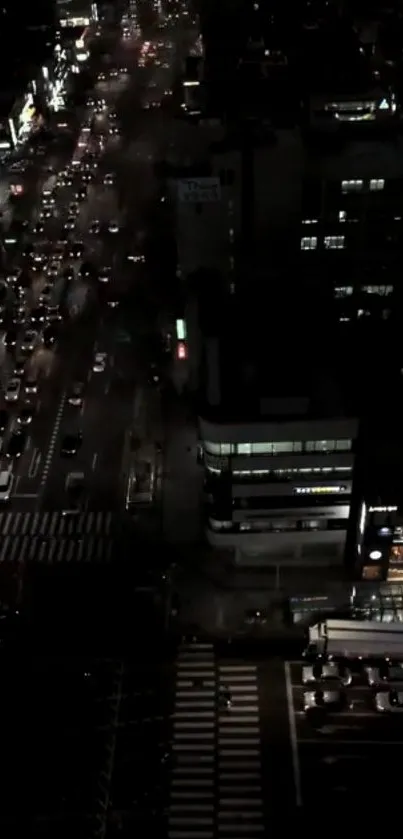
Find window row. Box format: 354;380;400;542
301;235;345;250
208;517;348;533
204;439;353;456
341;178;385;194
334;285;394;298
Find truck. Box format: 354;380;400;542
305;618;403;662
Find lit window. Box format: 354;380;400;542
362;285;393;296
334;286;353;297
251;443;272;454
300;236;317;251
370;178;385;192
339;211;347;222
237;443;252;455
301;219;318;225
341;179;363;194
272;442;294;454
324;235;345;250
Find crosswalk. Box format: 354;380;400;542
0;511;113;538
0;534;113;563
169;641;265;839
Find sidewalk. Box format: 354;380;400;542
161;392;203;545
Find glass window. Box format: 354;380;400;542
272;442;294;454
305;440;335;452
300;236;317;251
370;178;385;192
334;286;353;297
324;235;345;250
220;444;232;455
204;441;221;455
251;443;272;454
237;443;252;455
335;438;352;451
341;179;363;193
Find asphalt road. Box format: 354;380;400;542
0;3;203;540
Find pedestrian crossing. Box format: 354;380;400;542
0;510;113;538
0;534;113;563
169;641;265;839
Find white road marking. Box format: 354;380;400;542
285;661;302;807
40;392;66;489
28;449;41;479
92;452;98;470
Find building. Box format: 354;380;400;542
56;0;99;29
197;290;358;566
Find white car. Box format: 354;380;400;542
0;470;13;502
103;173;114;185
21;330;39;352
302;662;352;687
108;220;119;233
304;689;347;712
93;352;106;373
375;691;403;713
5;378;21;402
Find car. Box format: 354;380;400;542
109;127;120;136
89;220;101;234
40;207;52;220
21;330;39;352
0;470;13;502
12;304;26;325
302;661;352;686
4;378;21;402
6;430;26;459
23;242;34;257
17;405;34;425
5;330;17;348
39;285;52;304
0;410;9;432
81;172;93;183
69;242;84;259
79;261;94;279
67;382;84;407
6;271;19;285
46;262;59;278
30;306;47;325
46;306;62;323
103;173;114;185
64;216;76;231
366;663;403;686
13;358;25;377
75;187;87;201
98;267;111;283
60;431;83;456
24;375;38;395
43;325;58;348
375;690;403;713
64;472;86;513
93;352;106;373
304;689;349;713
108;220;119;233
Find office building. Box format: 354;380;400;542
197;291;358;565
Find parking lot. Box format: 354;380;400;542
286;659;403;805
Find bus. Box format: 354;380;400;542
71;128;90;167
125;458;155;512
305;618;403;661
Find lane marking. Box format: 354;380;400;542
28;449;41;479
300;738;403;746
92;452;98;470
40;391;66;489
285;661;303;808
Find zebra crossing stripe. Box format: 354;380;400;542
0;510;113;538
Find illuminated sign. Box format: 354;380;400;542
369;550;382;560
369;506;397;513
294;486;347;495
359;502;367;536
176;319;186;341
60;16;90;27
177;342;187;360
